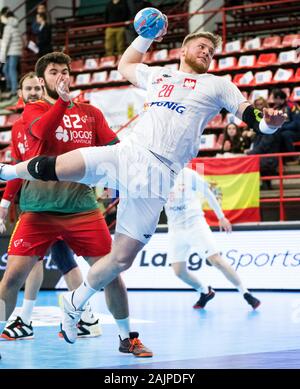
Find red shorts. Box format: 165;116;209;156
8;209;112;257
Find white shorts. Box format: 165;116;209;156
79;141;176;244
168;218;219;263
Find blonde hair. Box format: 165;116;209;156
182;32;222;50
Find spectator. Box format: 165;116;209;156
35;12;52;57
246;97;281;189
272;88;300;165
104;0;130;57
0;6;10;38
221;122;249;154
31;3;51;36
126;0;153;44
0;11;22;100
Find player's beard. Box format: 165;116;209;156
185;53;209;74
44;80;59;100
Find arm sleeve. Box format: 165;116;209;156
94;107;119;146
218;78;247;115
190;169;224;220
23;99;69;140
0;26;9;63
2;179;22;202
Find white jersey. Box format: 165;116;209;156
129;64;246;166
165;167;224;229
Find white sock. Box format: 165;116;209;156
72;281;97;310
0;165;18;180
81;301;96;323
197;284;209;294
20;299;36;324
237;285;249;295
0;321;6;333
115;317;130;340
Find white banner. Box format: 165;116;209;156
57;229;300;290
88;86;146;137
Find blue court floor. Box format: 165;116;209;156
1;290;300;369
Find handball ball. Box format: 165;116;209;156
134;7;166;39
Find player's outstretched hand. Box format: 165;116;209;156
219;217;232;233
263;107;287;128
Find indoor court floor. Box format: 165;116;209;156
1;290;300;369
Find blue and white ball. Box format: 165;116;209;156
134;7;166;39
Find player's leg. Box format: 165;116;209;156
207;253;260;309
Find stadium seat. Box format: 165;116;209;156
199;134;217;150
75;73;91;86
243;37;261;51
256;53;277;67
0;130;11;144
233;71;254;86
272;68;294;83
84;57;100;70
249;89;269;103
99;56;116;69
262;36;281;49
168;48;181;60
208;59;217;71
293;68;300;82
71;59;84;72
254;70;273;85
291;87;300;101
281;34;300;47
107;70;125;82
91;71;108;83
237;55;256;69
152;49;168;62
218;56;237;70
278;50;298;64
5;114;21;127
206;114;224;128
225;39;242;53
0;115;6;127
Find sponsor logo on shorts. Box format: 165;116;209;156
148;101;186;114
13;239;31;248
143;234;152;239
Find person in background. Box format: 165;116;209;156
35;12;53;57
165;167;261;310
272;89;300;165
104;0;130;57
221;122;249;154
125;0;153;44
0;11;22;100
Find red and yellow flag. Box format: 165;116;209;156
190;156;260;225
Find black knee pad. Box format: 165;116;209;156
27;155;58;181
51;241;77;275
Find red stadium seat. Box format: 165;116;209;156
262;36;281;49
256;53;277;67
218;56;237;70
71;59;84;72
281;34;300;47
237;55;256;69
233;71;254;86
168;48;181;60
84;58;100;70
99;56;116;69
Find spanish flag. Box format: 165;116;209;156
190;156;260;225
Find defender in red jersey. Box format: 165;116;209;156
0;54;151;356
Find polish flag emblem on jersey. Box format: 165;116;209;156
183;78;197;89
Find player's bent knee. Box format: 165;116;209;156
27;156;58;181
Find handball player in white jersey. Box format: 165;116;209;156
165;167;260;310
0;26;287;347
